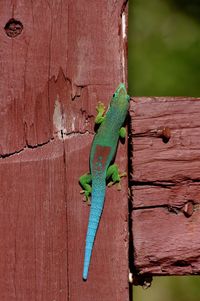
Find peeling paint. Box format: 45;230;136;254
122;12;126;39
53;96;67;139
71;116;76;132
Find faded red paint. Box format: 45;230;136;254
130;97;200;276
0;1;129;300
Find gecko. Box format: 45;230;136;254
79;83;130;280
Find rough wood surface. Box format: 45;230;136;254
0;1;129;300
130;97;200;276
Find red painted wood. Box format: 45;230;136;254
130;97;200;276
0;1;129;300
0;141;68;300
64;135;128;299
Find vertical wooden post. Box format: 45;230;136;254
0;1;129;300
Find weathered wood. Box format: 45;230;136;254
0;141;68;300
130;97;200;275
0;1;129;300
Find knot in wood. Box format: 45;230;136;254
4;19;23;38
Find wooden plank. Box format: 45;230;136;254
0;140;68;300
0;1;129;300
130;97;200;275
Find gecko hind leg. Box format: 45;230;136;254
79;173;92;205
106;164;127;190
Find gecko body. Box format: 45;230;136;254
80;83;130;280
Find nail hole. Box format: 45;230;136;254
182;201;194;218
160;127;171;143
4;18;23;38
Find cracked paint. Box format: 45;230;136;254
53;97;67;139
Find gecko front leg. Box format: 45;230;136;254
95;102;106;124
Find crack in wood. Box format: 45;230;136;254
131;180;175;188
0;138;54;159
132;204;181;215
0;130;95;159
121;0;128;15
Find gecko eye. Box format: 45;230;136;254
113;93;116;98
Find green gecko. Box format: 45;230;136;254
79;83;130;280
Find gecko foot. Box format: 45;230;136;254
80;190;91;206
79;173;92;205
95;102;106;124
96;102;106;114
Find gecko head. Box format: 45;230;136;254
111;83;130;107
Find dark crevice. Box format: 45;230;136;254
71;85;84;101
62;137;70;300
62;130;93;137
185;178;200;184
0;137;54;159
0;147;25;159
0;130;94;159
127;113;134;299
133;204;181;215
131;178;200;187
130;180;175;188
173;260;191;267
133;204;168;210
121;0;128;16
26;138;54;149
60;129;64;139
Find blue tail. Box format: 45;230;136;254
83;181;106;280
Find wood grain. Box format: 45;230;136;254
130;97;200;275
0;1;129;300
